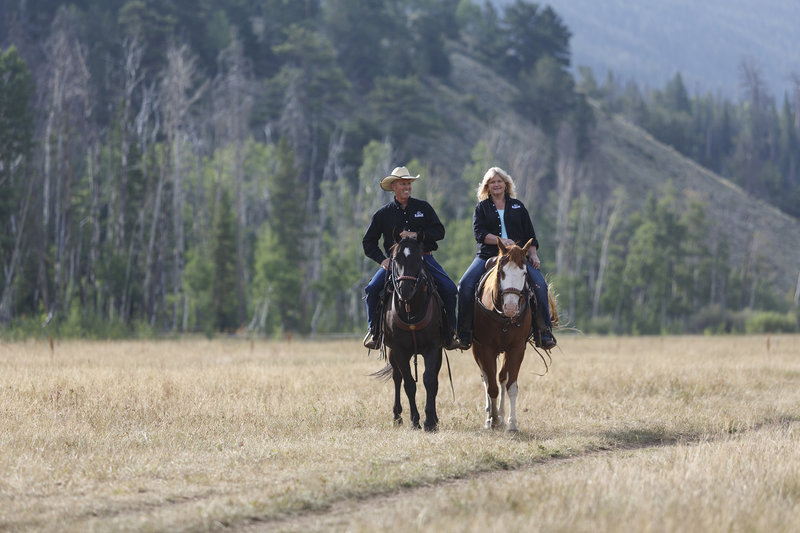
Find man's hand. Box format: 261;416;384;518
399;230;418;240
380;258;390;270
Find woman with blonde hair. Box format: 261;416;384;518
455;167;556;350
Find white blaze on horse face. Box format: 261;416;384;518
403;247;411;258
499;261;526;317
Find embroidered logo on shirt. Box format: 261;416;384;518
414;211;424;218
511;204;521;209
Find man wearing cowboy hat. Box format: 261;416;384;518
362;166;462;350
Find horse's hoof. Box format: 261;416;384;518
506;427;519;434
412;421;422;430
424;423;439;432
393;417;403;427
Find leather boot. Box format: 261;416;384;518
540;329;556;350
445;332;469;350
454;330;472;350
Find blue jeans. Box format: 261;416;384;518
364;255;458;333
456;256;552;340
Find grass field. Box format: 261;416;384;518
1;335;799;532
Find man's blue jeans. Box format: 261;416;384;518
364;255;458;333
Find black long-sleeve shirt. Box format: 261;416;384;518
362;197;445;265
473;195;539;259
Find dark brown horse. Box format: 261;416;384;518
471;238;536;432
373;237;443;431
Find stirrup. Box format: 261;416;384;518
454;331;472;350
363;330;379;350
444;334;466;351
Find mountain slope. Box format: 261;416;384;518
592;108;800;298
445;48;800;301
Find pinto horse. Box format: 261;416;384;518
471;238;536;432
373;237;443;431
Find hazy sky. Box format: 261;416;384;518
494;0;800;99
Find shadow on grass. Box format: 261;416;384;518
503;411;800;459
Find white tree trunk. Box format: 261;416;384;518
592;193;623;318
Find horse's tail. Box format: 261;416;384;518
370;363;393;383
548;282;559;327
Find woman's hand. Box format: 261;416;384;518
528;250;541;269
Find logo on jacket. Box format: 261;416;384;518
511;203;521;209
414;211;424;218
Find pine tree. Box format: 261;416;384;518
211;188;240;332
0;46;35;323
253;138;306;333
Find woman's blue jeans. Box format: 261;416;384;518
456;256;552;341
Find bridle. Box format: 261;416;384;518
472;254;531;354
490;255;529;322
390;242;428;305
387;239;438;371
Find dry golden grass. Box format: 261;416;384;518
1;335;799;532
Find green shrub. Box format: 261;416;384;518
582;316;617;335
745;311;798;334
688;304;728;334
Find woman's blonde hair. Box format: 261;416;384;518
476;166;517;201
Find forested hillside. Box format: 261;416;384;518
1;0;798;338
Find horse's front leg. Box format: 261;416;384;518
504;347;525;432
396;355;420;429
506;381;519;432
391;361;403;426
475;349;501;429
498;374;508;426
421;347;443;432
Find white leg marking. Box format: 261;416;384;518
481;372;490;414
507;381;519;432
498;376;507;421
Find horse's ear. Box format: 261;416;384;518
497;239;508;254
392;227;401;243
522;238;534;254
416;229;424;242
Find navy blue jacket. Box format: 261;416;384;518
473;195;539;259
362;197;445;265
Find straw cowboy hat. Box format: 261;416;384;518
380;166;420;191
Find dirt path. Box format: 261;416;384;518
240;419;799;533
238;437;673;532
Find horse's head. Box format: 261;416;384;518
390;237;426;302
494;238;534;317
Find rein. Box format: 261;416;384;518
391;255;425;306
386;242;455;397
388;245;433;368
